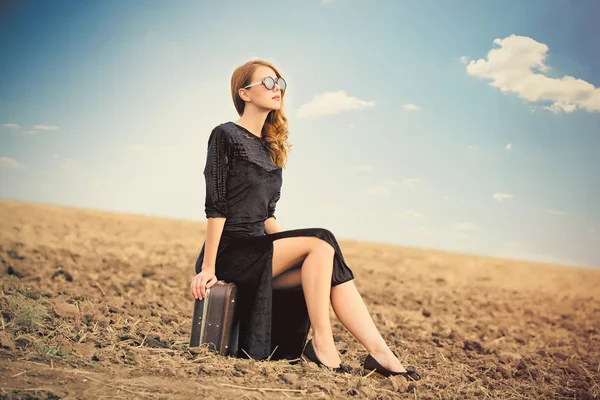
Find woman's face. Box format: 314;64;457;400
243;65;283;111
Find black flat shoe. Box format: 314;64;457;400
362;353;421;381
302;339;352;374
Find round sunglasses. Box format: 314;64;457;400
243;76;287;92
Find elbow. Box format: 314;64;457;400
205;209;228;219
205;201;229;219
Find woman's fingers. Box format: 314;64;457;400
199;276;207;299
190;273;218;300
191;276;200;299
190;277;196;299
191;275;205;300
206;277;216;289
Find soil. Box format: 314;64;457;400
1;199;599;399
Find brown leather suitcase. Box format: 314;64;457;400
189;280;239;356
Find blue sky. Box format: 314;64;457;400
1;0;599;268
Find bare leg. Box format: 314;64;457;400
270;236;344;368
299;247;341;368
272;252;405;371
331;280;407;372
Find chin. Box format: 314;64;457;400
265;100;281;110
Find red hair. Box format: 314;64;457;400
231;59;292;169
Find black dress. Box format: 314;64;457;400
194;121;355;361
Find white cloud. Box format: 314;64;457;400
590;228;597;234
2;123;43;135
402;104;421;111
348;165;374;172
506;143;513;150
395;210;426;219
367;185;391;198
348;123;356;128
441;195;449;201
466;34;600;113
454;221;479;230
0;157;25;169
53;154;81;171
459;56;468;65
296;91;375;118
402;177;421;184
59;158;79;171
2;123;21;129
468;145;480;151
33;125;60;130
545;209;565;216
455;233;471;240
544;103;578;114
493;193;514;201
367;178;398;197
416;226;433;235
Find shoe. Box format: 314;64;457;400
302;339;352;374
362;353;421;380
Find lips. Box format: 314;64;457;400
272;96;280;101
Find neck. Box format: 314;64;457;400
235;107;271;138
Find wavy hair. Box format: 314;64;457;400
231;59;292;169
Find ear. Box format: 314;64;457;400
238;88;251;102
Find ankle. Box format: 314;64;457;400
370;346;393;359
308;336;340;368
312;332;334;347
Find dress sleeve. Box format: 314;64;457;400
204;126;230;219
267;188;281;220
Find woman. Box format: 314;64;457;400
190;59;421;380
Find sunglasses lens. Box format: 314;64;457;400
277;78;286;91
261;76;287;91
263;76;275;90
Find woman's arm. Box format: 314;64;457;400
264;217;281;235
203;217;226;269
202;126;230;270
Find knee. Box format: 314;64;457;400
312;238;335;257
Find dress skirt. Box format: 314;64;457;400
194;227;355;361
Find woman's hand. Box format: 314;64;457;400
190;267;218;300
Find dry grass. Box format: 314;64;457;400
0;199;599;399
1;277;50;333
